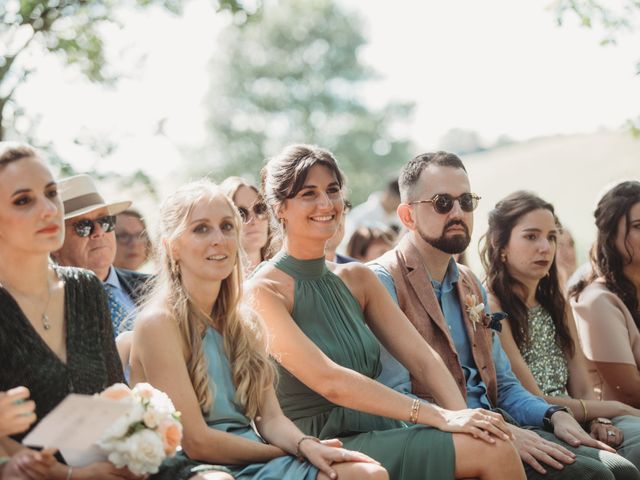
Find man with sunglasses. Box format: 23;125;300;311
51;174;149;336
368;152;638;479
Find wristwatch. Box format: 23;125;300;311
543;405;571;431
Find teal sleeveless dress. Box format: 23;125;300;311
270;252;456;479
199;327;319;479
152;326;319;480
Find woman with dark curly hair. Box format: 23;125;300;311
570;181;640;408
481;190;640;468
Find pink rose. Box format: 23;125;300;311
101;383;133;401
158;420;183;455
134;383;155;400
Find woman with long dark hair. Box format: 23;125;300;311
570;181;640;408
248;144;526;480
481;190;640;467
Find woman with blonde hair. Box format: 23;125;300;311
220;177;273;274
129;179;387;480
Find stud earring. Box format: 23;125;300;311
500;252;507;263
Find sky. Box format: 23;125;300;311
12;0;640;181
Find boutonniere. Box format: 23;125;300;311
463;293;507;333
464;293;485;332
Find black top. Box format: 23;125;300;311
0;266;124;442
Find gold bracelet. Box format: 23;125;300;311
295;435;320;460
578;399;588;422
409;398;421;424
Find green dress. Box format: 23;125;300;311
270;252;456;479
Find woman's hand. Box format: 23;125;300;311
590;422;624;448
0;387;37;437
298;439;380;480
73;462;148;480
550;411;615;452
0;448;56;480
436;407;512;444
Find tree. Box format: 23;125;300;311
201;0;414;204
552;0;640;134
0;0;263;141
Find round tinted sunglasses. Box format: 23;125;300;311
410;193;481;214
237;202;268;224
71;215;117;237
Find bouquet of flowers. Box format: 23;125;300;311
97;383;183;475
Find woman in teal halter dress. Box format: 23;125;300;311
249;144;525;480
130;180;388;480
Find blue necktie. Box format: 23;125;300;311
105;285;133;336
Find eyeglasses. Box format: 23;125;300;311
410;193;481;214
116;232;148;246
237;202;268;224
71;215;116;237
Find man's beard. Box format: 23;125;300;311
418;220;471;254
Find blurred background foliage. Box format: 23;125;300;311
552;0;640;135
1;0;639;204
0;0;262;193
198;0;414;204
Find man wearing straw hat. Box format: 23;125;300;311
51;174;149;336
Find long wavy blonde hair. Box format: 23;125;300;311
145;179;276;418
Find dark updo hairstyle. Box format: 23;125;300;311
570;181;640;328
480;191;574;356
260;144;345;239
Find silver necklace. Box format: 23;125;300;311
41;274;52;330
0;272;53;330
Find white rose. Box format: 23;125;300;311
107;449;128;470
150;390;176;417
127;401;145;424
125;429;165;475
100;414;131;444
143;408;162;429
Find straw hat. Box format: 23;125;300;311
58;174;132;220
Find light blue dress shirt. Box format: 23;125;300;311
104;267;137;314
369;259;549;428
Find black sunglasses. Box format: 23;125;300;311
237;203;268;224
410;193;481;214
72;215;117;237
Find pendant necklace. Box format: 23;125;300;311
41;274;52;330
0;271;53;330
